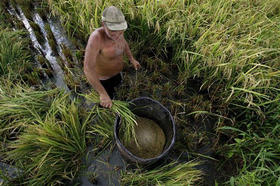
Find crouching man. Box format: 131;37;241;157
84;6;140;108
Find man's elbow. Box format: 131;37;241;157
83;62;91;78
83;62;96;79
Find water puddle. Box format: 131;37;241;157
48;17;78;64
0;162;22;184
7;4;69;91
80;145;126;186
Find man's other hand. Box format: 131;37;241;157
131;59;141;70
100;94;112;108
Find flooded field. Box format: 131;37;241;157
0;0;280;185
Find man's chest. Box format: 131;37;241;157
100;40;125;58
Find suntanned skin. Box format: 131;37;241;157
84;22;140;108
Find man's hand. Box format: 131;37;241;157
100;94;112;108
131;59;141;70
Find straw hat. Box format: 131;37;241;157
102;6;127;31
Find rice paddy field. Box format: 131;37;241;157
0;0;280;185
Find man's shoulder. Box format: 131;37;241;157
90;28;105;40
86;28;105;49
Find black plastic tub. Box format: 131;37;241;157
114;97;176;165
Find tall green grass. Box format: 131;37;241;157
0;81;60;142
0;84;139;185
5;90;91;185
0;25;42;85
47;0;101;43
218;99;280;185
121;160;203;185
0;79;88;184
0;28;31;77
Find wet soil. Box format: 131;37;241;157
80;145;126;186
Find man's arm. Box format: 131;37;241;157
83;32;112;108
124;40;141;70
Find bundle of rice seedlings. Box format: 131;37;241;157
0;81;60;141
0;28;31;78
121;160;203;185
6;93;91;185
83;91;138;146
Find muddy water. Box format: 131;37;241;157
123;117;166;159
48;17;79;64
7;4;70;91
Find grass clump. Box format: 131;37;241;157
0;81;61;141
121;160;203;185
48;0;100;43
0;28;31;78
83;91;138;146
6;91;91;185
0;27;41;85
218;99;280;185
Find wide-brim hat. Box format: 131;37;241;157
102;6;128;31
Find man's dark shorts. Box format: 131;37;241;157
100;73;122;99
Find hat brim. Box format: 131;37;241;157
104;21;127;31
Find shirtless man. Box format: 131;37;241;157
84;6;140;108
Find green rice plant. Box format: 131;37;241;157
86;104;115;149
48;0;102;43
0;28;31;78
180;0;280;106
0;81;61;141
0;13;43;85
228;170;263;186
82;91;138;146
121;160;203;185
218;99;280;185
36;1;50;21
6;92;92;185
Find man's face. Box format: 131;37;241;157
104;24;124;41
